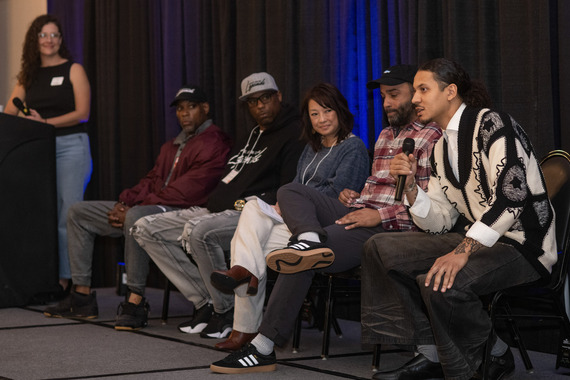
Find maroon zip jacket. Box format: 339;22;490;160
118;121;232;208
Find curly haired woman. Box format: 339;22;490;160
5;14;93;294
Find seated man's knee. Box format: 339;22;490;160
186;217;218;252
124;208;141;229
131;217;151;241
363;237;379;257
67;201;87;220
417;273;462;306
363;234;392;263
417;274;442;302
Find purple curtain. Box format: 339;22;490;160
46;0;569;287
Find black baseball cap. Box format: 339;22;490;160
170;85;208;106
366;64;417;89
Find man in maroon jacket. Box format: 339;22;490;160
44;85;232;327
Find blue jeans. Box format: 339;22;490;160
67;201;178;294
361;231;541;380
56;133;92;279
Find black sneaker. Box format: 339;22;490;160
266;240;334;274
43;291;98;319
114;298;150;331
178;302;213;334
210;343;276;374
200;308;233;339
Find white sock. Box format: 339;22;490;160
417;344;439;363
491;336;508;357
297;232;320;243
251;333;274;355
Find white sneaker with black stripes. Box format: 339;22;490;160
210;343;276;373
265;239;335;274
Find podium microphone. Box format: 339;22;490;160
394;137;415;201
12;97;31;116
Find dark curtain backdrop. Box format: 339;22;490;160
47;0;569;288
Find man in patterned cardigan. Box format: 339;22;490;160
362;58;557;380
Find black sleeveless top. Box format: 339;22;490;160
26;61;87;136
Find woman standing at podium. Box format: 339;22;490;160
5;14;92;294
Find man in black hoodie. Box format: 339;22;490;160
131;72;304;334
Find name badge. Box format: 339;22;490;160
221;169;239;184
51;76;64;86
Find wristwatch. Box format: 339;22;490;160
234;199;246;211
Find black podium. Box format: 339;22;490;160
0;113;59;307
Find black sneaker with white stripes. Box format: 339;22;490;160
210;343;276;374
265;239;334;274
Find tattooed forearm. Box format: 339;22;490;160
454;237;483;256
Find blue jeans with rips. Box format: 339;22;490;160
132;207;240;314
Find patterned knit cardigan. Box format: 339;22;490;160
413;107;557;279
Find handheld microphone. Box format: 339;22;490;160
394;137;415;201
12;97;31;116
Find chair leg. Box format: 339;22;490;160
161;280;171;324
486;292;533;377
321;274;334;359
292;309;302;353
483;292;500;379
331;313;343;337
372;344;381;371
503;303;533;372
557;339;567;369
482;327;494;380
553;297;570;369
554;297;570;338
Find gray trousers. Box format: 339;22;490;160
361;231;541;380
258;183;384;346
67;201;178;295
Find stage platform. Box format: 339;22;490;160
1;287;569;379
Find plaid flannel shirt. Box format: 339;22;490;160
353;121;441;232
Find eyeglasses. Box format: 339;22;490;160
246;92;276;107
38;32;61;40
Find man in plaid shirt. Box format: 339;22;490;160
210;64;442;374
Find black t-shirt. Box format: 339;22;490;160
26;60;76;120
25;60;87;136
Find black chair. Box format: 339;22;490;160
292;267;382;369
161;279;172;324
484;150;570;377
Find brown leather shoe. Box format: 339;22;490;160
214;329;257;351
211;265;258;295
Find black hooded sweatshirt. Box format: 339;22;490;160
206;103;304;213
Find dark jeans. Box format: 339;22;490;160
258;183;384;346
361;231;540;380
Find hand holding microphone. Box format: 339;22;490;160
394;137;415;201
12;97;31;116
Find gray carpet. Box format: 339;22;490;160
1;287;569;379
